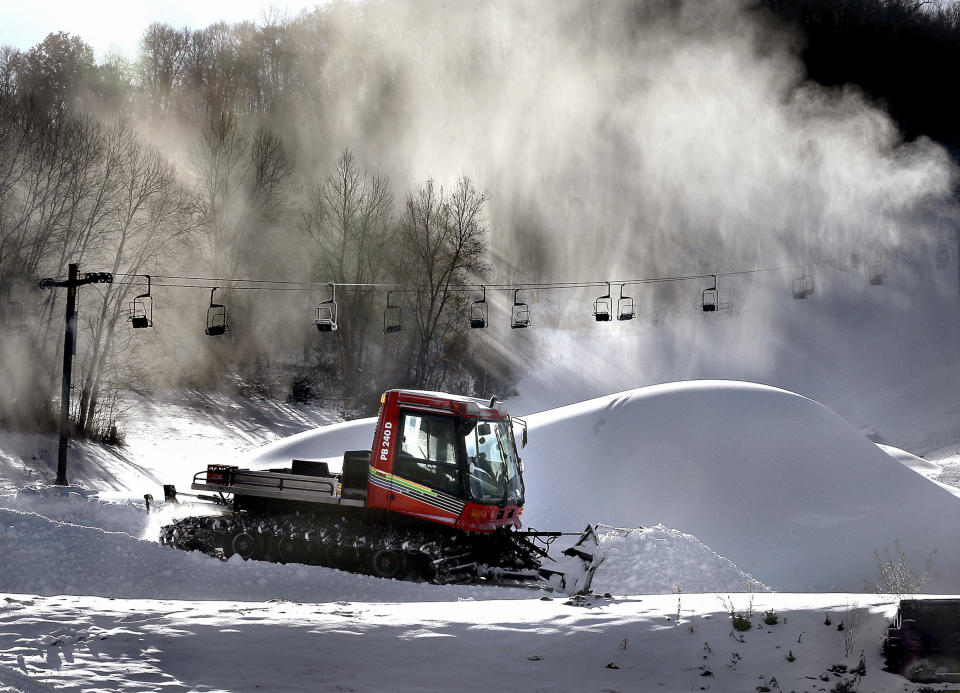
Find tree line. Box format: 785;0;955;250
5;0;955;437
0;4;507;436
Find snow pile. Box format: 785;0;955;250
521;381;960;592
590;524;769;595
241;417;377;472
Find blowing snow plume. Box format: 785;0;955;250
298;0;954;275
4;0;955;439
276;0;958;419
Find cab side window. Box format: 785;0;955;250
396;413;459;494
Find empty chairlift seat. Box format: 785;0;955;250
129;274;153;328
617;285;635;321
383;291;401;334
593;282;612;322
511;289;530;329
701;275;719;312
792;267;814;300
315;283;338;332
205;287;229;336
470;286;488;329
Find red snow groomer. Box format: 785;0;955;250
157;389;601;592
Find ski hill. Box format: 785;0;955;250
2;380;959;691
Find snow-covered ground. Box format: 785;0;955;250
0;590;918;693
1;381;959;691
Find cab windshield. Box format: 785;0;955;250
462;419;523;504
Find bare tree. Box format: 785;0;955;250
0;98;117;427
75;118;197;435
398;176;488;389
301;149;395;385
192;113;293;277
138;23;187;112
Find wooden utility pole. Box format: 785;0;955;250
39;264;113;485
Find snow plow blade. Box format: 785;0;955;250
537;524;605;594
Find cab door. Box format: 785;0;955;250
381;410;465;524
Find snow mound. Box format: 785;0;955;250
590;524;770;595
242;417;378;471
520;380;960;592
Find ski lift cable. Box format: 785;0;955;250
109;262;793;295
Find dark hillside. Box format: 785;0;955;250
757;0;960;153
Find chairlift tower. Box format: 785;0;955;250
39;264;113;485
936;242;950;270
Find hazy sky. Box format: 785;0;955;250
0;0;318;59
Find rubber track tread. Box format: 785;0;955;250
160;512;544;586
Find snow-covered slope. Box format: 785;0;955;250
2;382;958;693
877;443;960;498
0;591;913;693
241;417;378;472
0;391;342;498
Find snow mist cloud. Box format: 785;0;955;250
103;0;956;436
287;0;954;276
267;0;957;417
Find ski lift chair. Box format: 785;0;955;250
383;291;401;334
470;286;488;329
205;287;229;336
792;267;814;300
617;284;635;321
593;282;612;322
1;282;27;334
315;283;338;332
868;259;886;286
511;289;530;329
936;243;950;270
792;278;808;300
701;275;718;312
129;274;153;328
2;300;26;335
